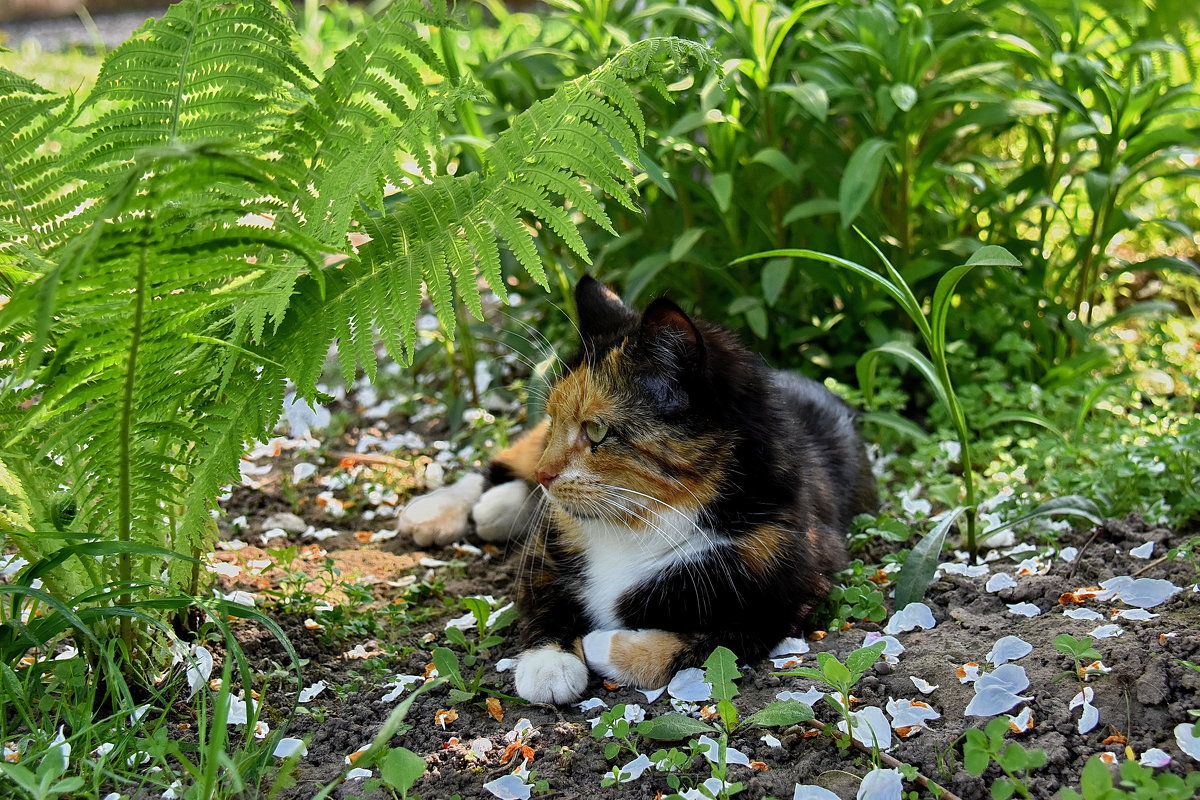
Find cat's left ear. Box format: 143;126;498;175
640;298;705;371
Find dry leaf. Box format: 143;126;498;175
487;697;504;723
435;709;458;729
808;631;828;641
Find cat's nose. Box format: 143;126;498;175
536;467;558;487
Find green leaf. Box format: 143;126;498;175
966;245;1022;267
838;139;892;228
444;627;468;648
744;306;768;339
890;83;918;112
782;198;839;224
857;341;949;411
379;747;427;794
962;735;990;776
711;172;733;213
893;507;966;610
992;779;1017;800
1079;755;1114;796
761;259;791;306
771;82;828;120
636;713;717;740
773;666;825;682
448;687;476;704
860;410;930;442
703;646;740;704
432;647;464;689
742;699;813;728
670;228;706;262
717;698;738;732
817;652;851;688
845;641;887;678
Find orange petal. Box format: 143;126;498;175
750;760;769;771
435;708;458;729
487;697;504;723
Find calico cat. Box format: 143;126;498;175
398;276;877;704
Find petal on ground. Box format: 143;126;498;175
986;636;1032;665
857;767;903;800
483;774;532;800
884;603;936;635
667;668;713;702
985;573;1017;593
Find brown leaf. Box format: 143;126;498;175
434;708;458;729
486;697;504;723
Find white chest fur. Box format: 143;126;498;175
573;510;720;629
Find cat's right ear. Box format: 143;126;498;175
575;276;637;345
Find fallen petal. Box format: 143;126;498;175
838;706;892;750
793;786;841;800
771;637;811;657
1100;576;1182;608
1139;747;1171;768
1006;707;1034;733
976;664;1030;694
884;603;936;635
909;676;939;694
483;774;532;800
345;767;372;780
1087;624;1123;639
857;767;903;800
617;753;652;783
986;636;1032;666
1064;608;1105;621
1006;602;1041;617
985;573;1017;593
273;738;307;759
1175;723;1200;761
667;668;713;702
965;686;1030;717
1129;542;1155;558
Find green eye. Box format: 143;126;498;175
583;420;609;444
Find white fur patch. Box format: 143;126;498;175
574;512;720;630
472;480;531;542
581;629;622;679
514;645;589;705
397;473;484;546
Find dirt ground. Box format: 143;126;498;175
210;440;1200;800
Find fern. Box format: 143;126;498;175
0;0;711;661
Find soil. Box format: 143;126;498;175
207;433;1200;800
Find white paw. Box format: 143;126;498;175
514;645;589;705
582;629;623;679
472;480;531;542
397;473;484;546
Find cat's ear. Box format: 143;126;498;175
576;275;637;343
640;298;705;371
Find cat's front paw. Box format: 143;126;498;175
582;629;684;690
396;473;484;546
472;480;531;542
514;645;589;705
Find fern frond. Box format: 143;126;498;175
3;144;324;579
0;69;81;257
74;0;314;174
265;37;713;385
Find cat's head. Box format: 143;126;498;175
535;277;743;525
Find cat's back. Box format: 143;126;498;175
770;370;877;528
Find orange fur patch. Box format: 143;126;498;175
608;630;685;689
492;418;550;484
734;524;791;577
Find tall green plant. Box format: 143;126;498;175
0;0;711;668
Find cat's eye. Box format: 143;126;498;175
583;420;609;445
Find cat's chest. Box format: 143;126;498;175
571;512;719;630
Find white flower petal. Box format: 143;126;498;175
885;698;940;731
884;602;936;635
857;767;903;800
1064;608;1105;621
695;735;751;766
1058;546;1079;562
1006;707;1034;733
976;664;1030;694
1006;602;1041;617
1088;624;1123;639
1100;576;1182;608
762;734;782;748
640;686;667;703
1112;608;1158;621
771;637;811;657
986;636;1033;666
299;680;327;703
577;698;607;713
793;786;841;800
1139;747;1171;768
617;753;653;782
939;563;989;578
909;676;939;694
345;767;372;780
273;738;308;759
1175;723;1200;761
838;706;892;750
484;774;532;800
185;646;213;700
1129;542;1155;558
965;686;1030;717
985;573;1017;593
863;632;905;657
778;688;825;706
667;668;713;702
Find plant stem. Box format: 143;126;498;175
807;721;963;800
118;242;149;652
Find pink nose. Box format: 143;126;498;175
536;468;558;488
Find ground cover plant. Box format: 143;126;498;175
1;0;1198;798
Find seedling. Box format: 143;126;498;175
776;641;887;751
962;717;1047;800
435;596;519;705
1060;755;1200;800
1054;634;1103;683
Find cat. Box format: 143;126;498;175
399;276;877;704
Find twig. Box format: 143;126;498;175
1065;527;1104;580
1132;555;1170;578
804;721;964;800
